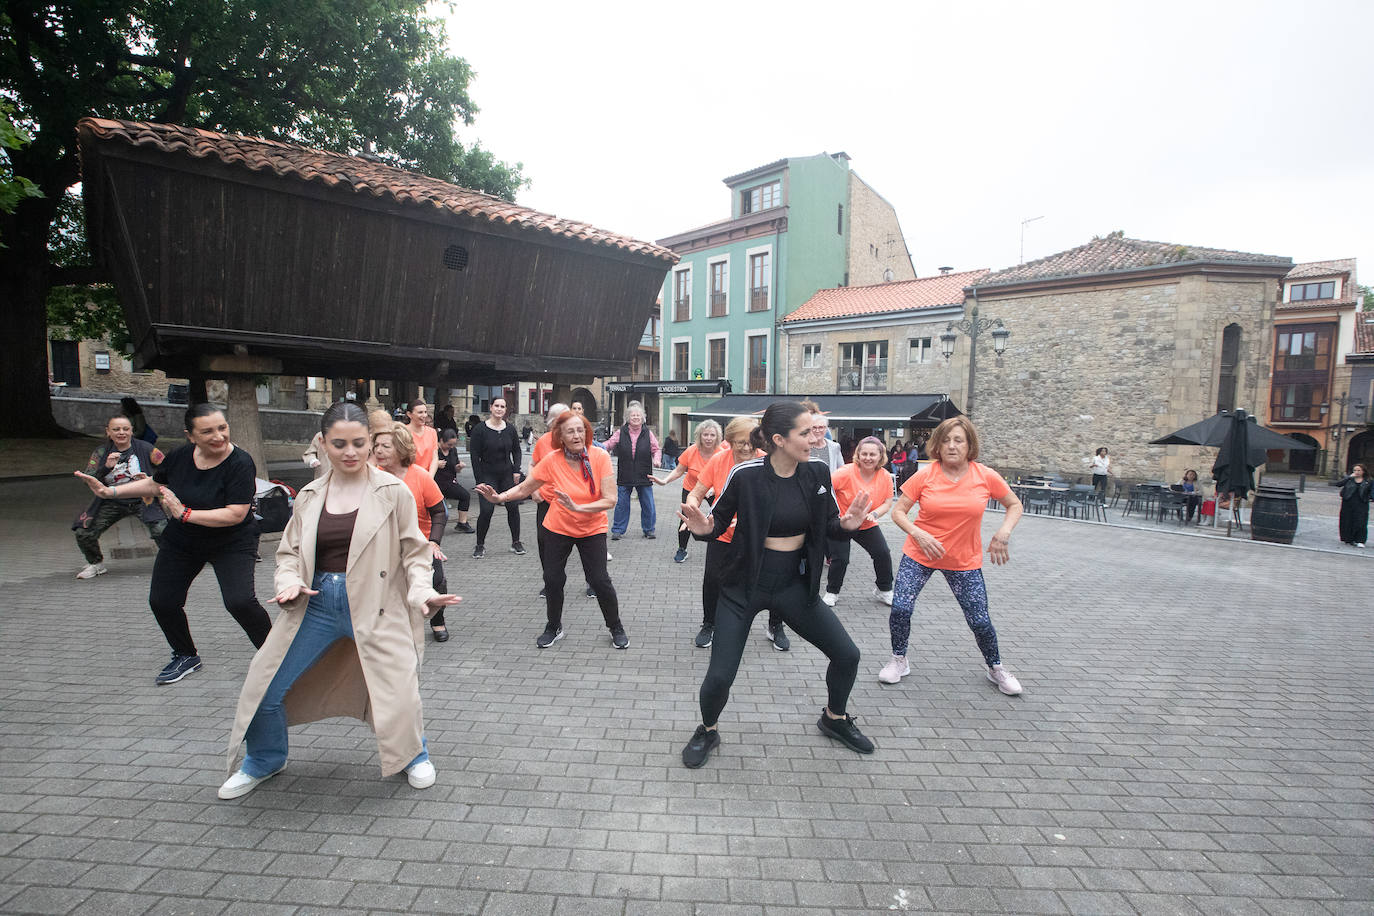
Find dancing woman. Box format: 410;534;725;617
468;397;524;558
822;437;895;607
653;420;722;565
678;402;874;768
219;402;459;799
435;429;474;533
374;424;452;643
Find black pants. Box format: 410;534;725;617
476;470;521;546
537;501;591;587
430;556;447;628
438;478;471;513
700;549;860;727
702;537;779;630
826;526;893;594
541;530;619;630
148;536;271;657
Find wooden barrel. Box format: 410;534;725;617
1250;486;1299;544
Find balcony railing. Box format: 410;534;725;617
749;286;769;311
837;365;888;393
674;297;690;321
709;292;727;317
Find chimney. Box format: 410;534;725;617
939;266;953;275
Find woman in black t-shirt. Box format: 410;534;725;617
76;404;272;686
435;428;474;533
467;397;524;559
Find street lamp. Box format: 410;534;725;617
940;303;1009;416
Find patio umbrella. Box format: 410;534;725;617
1150;411;1316;465
1211;410;1257;499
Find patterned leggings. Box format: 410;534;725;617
889;555;1000;666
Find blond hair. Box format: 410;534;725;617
376;422;416;466
722;415;758;445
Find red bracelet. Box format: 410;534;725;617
181;507;192;523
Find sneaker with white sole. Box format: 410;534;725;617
405;759;436;789
821;592;839;607
986;664;1023;695
76;563;108;579
218;766;284;799
871;588;893;606
878;655;910;684
763;621;790;651
694;625;714;648
155;653;203;685
536;626;564;649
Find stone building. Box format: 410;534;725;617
1345;313;1374;474
963;235;1292;484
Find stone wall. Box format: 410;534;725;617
784;316;963;401
972;273;1277;483
845;173;916;288
54;395;321;447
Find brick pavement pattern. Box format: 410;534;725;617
1;477;1371;915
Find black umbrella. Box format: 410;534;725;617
1211;410;1256;499
1150;411;1316;456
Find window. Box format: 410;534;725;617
49;340;80;387
307;377;324;390
837;341;888;393
1289;281;1336;302
802;344;821;369
673;269;691;322
673;341;690;381
907;337;932;365
1270;324;1335;422
1271;383;1328;422
747;335;768;393
740;180;780;214
707;337;726;379
1216;324;1241;413
709;260;728;317
748;251;770;311
1274;326;1333;374
502;385;519;412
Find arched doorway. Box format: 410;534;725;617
1285;432;1319;473
1347;429;1374;474
568;387;599;422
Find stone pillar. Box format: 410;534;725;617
225;375;269;480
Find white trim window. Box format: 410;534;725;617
705;332;729;380
907;337;931;365
802;343;821;369
707;255;729;318
671;337;692;381
746;330;770;394
746;244;773;312
672;267;692;322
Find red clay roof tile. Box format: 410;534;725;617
77;117;677;263
976;235;1289;288
783;270;988;324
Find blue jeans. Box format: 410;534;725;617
241;572;428;778
612;485;656;535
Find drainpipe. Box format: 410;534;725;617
771;221;782;394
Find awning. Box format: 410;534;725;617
607;380;732;396
687;393;960;426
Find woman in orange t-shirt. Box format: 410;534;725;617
404;399;440;478
374;424;452;643
823;437;896;608
653;420;723;565
685;417;767;650
474;412;626;650
883;416;1026;695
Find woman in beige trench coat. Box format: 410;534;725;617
220;403;460;799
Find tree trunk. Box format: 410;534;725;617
0;197;66;437
225;375;269;482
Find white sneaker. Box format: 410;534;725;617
76;563;107;579
821;592;839;607
878;655;910;684
218;766;283;800
987;664;1023;695
1356;543;1366;549
406;759;436;789
871;588;893;606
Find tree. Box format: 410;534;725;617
1360;285;1371;311
1;0;525;436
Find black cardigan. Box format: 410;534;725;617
697;455;854;601
468;422;522;483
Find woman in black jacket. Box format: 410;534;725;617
467;397;524;559
678;401;874;768
1337;463;1372;547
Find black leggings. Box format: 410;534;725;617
541;530;620;630
430;555;447;628
700;549;860;727
148;537;272;657
438;478;470;513
826;526;894;594
702;537;779;630
476;471;520;545
536;501;591;586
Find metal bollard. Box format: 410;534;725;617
1297;473;1305;493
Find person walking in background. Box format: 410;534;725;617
219;402;459;799
403;399;439;478
1091;447;1112;500
881;416;1025;695
604;401;660;540
677;401;874;768
302;431;326;479
120;396;157;444
654;420;722;565
661;433;681;471
474;410;626;650
374;424;453;643
468;397;524;559
434;429;474;534
1337;463;1372;548
72;413;167;579
74;404;273;685
823;437;895;608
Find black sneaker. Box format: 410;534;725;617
611;533;622;541
472;544;485;559
455;521;475;534
610;625;629;649
766;622;790;652
536;626;563;649
694;625;714;648
643;531;656;539
155;653;202;686
538;586;546;598
511;541;526;555
585;586;596;598
674;548;688;563
681;724;720;768
816;711;875;754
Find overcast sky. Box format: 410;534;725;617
443;0;1371;282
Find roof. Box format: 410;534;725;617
77;118;676;263
1286;258;1356;280
1279;258;1361;311
783;270;988;324
1355;314;1374;355
721;158;789;186
686;393;961;425
975;235;1291;289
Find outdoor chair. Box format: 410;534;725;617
1023;489;1055;515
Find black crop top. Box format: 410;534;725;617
767;476;810;536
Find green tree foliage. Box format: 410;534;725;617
0;100;42;234
1;0;525;434
1360;285;1371;311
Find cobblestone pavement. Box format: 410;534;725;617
2;474;1371;915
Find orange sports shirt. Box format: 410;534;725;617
402;464;444;540
531;447;614;539
899;461;1011;571
831;463;895;531
698;447;765;544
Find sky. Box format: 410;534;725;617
440;0;1371;281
